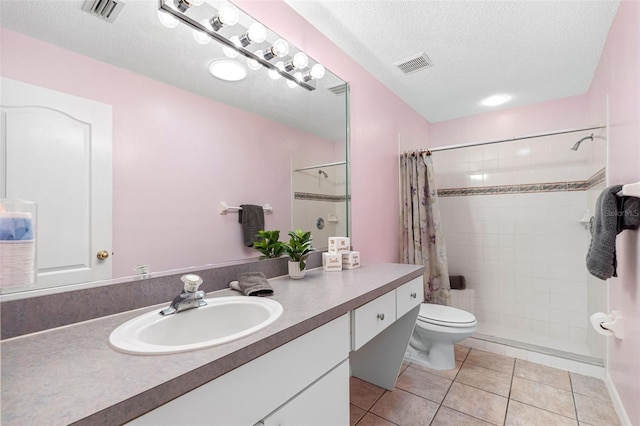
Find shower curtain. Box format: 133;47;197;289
400;151;451;305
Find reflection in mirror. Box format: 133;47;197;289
0;0;349;296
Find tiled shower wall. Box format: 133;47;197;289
433;131;607;358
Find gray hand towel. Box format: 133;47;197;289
238;205;264;247
586;185;640;280
230;272;273;296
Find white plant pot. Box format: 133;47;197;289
288;261;305;280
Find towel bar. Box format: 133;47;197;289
219;202;273;215
616;182;640;198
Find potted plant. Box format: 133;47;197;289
253;230;285;259
283;229;314;279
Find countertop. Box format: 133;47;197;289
1;262;424;425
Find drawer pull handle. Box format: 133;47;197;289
410;292;417;298
377;313;385;321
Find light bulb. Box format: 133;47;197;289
264;39;289;61
268;61;285;80
247;50;263;70
286;78;298;89
192;20;211;44
284;52;308;72
310;64;325;79
240;23;267;46
210;3;239;31
292;52;308;69
222;36;241;59
294;71;303;82
157;10;178;28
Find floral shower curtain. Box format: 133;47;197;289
400;151;451;305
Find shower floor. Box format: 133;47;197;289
474;322;602;365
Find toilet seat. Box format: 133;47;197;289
417;304;477;328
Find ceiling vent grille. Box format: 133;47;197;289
327;83;348;96
394;53;433;75
82;0;125;23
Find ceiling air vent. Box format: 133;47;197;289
82;0;125;23
327;83;348;96
394;52;433;75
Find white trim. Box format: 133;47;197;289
605;371;632;426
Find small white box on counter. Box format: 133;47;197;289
341;251;360;269
322;252;342;271
328;237;350;254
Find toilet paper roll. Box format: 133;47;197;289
590;312;614;336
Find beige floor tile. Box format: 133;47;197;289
396;366;453;404
510;377;575;418
442;382;508;425
370;388;439;426
455;345;471;362
350;404;367;426
431;406;492;425
410;360;462;380
356;412;397;426
514;359;571;390
465;349;515;374
455;363;512;397
570;372;610;401
350;376;386;410
574;393;620;426
505;400;578;426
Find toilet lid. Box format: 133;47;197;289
417;304;477;327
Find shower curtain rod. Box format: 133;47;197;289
425;125;606;153
294;161;346;172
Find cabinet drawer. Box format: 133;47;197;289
351;290;396;351
396;276;423;318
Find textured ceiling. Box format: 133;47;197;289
284;0;620;123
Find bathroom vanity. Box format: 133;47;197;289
0;263;423;425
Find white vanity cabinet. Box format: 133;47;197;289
350;276;424;390
129;314;350;426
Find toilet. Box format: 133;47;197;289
405;303;477;370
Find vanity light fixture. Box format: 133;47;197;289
209;3;239;31
157;9;178;28
174;0;203;13
157;0;324;90
284;52;308;72
193;20;212;44
263;39;289;61
222;36;241;58
239;23;267;47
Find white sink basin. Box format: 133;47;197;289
109;296;283;355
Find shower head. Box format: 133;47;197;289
570;134;594;151
318;169;328;178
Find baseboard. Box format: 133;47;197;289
605;371;632;426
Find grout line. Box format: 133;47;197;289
569;372;580;422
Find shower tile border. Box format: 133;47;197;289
437;168;606;197
294;192;349;202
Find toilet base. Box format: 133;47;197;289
405;341;456;370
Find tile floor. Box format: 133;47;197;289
350;346;620;426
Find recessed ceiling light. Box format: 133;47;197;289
208;60;247;82
481;94;512;107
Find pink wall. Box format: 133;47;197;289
424;94;592;150
587;1;640;423
234;1;431;263
1;28;338;278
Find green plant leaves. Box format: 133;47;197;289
253;230;285;259
283;229;314;270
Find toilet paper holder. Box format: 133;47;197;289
590;311;624;339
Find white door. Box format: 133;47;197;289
1;77;112;288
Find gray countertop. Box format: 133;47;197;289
1;262;423;425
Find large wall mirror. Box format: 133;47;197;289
0;0;349;296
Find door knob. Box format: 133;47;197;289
97;250;110;260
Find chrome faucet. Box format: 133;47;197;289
160;274;207;316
